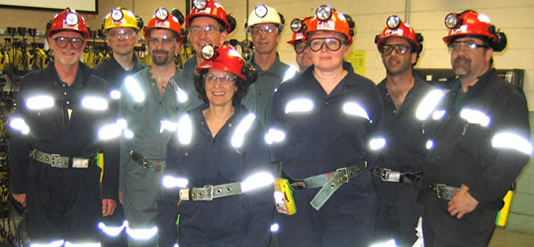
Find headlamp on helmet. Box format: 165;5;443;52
47;8;89;39
245;4;284;31
290;19;303;33
375;15;423;54
201;45;216;60
66;13;79;26
111;8;124;21
316;5;333;21
186;0;235;33
103;8;142;33
305;6;354;45
193;0;208;10
442;10;507;52
444;13;461;29
155;8;169;21
197;44;249;80
255;4;268;18
386;15;401;29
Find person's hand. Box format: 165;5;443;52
12;193;27;207
119;191;124;204
102;199;117;216
448;184;479;219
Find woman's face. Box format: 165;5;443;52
307;31;351;72
204;69;238;107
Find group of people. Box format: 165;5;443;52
7;1;531;247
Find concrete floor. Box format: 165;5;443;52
490;228;534;247
0;226;532;246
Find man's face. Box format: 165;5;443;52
188;17;228;57
146;29;180;66
250;23;281;55
49;31;86;66
380;37;417;76
449;37;493;79
106;27;139;56
294;41;312;72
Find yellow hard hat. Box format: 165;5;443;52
103;8;142;33
245;4;284;31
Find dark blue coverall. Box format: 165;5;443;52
93;55;147;246
372;75;432;246
157;104;273;247
418;69;530;246
270;62;383;247
9;63;117;243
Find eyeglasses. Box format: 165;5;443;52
381;44;411;56
308;38;344;52
189;25;221;35
250;26;278;35
448;40;489;53
147;37;176;46
294;41;306;54
203;73;236;86
108;29;136;40
54;36;84;49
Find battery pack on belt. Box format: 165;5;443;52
284;161;367;211
30;149;95;169
130;151;165;172
372;166;422;183
427;183;462;200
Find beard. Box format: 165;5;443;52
452;56;472;77
151;50;172;65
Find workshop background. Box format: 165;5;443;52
0;0;532;245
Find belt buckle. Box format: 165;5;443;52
435;184;446;199
381;169;401;182
179;188;190;201
203;185;214;200
50;154;65;167
72;158;89;168
336;167;349;183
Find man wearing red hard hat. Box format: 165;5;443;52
416;10;531;246
9;8;117;245
372;15;433;247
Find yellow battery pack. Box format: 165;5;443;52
274;178;297;215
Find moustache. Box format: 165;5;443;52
152;50;169;55
453;56;470;65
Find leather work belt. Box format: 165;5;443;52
287;161;367;211
372;166;422;183
179;182;241;201
30;149;95;169
427;183;462;200
130;151;166;172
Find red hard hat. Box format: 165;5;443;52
144;8;183;40
186;0;233;33
197;44;247;80
47;8;89;39
305;5;354;45
287;17;311;45
375;15;423;53
443;10;496;45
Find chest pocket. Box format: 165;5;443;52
457;107;492;157
123;76;147;112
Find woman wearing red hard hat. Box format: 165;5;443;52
157;44;273;247
269;5;384;247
